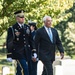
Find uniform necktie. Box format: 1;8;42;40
21;25;24;29
48;28;53;43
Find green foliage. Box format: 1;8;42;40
0;0;75;58
55;3;75;58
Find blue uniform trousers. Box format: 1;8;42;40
16;59;29;75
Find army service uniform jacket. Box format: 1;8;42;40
6;23;35;61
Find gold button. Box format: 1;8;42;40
13;48;15;50
23;35;25;36
28;45;30;47
24;42;26;43
24;45;26;47
24;38;25;40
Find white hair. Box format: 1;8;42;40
42;15;52;22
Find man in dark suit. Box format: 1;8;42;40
6;10;36;75
35;16;64;75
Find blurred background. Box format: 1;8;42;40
0;0;75;75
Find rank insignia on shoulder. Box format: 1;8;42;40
17;38;19;41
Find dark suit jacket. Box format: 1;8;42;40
35;26;64;61
6;23;35;61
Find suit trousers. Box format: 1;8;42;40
31;61;38;75
16;59;29;75
28;60;38;75
41;60;53;75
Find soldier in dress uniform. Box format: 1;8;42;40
28;21;38;75
6;10;36;75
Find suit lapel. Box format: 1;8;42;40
42;27;52;42
42;27;55;43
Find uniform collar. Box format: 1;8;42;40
18;22;24;28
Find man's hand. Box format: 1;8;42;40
60;53;64;59
32;57;37;62
7;58;13;62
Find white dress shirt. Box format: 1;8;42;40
44;26;53;43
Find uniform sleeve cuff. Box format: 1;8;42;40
7;53;12;55
32;49;36;51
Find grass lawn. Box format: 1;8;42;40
0;32;16;75
0;59;16;75
0;48;16;75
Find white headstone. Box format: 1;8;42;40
54;65;63;75
60;59;75;75
2;66;10;75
